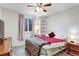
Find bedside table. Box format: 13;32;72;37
65;40;79;56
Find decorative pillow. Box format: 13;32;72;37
48;32;55;38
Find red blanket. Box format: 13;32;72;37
39;36;65;43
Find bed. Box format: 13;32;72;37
25;36;65;56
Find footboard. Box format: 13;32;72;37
25;40;41;56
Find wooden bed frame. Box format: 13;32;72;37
25;40;65;56
25;40;51;56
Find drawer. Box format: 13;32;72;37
67;48;79;56
67;43;79;50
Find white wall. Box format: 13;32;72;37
47;6;79;39
0;7;25;47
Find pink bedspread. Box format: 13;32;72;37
39;36;65;43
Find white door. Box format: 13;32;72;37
0;20;4;38
24;18;32;39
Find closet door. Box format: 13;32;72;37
0;20;4;38
40;19;47;36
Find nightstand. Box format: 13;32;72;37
65;40;79;56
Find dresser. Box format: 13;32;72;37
0;37;12;56
65;40;79;56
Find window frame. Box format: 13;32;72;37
25;18;32;32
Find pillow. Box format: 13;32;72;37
48;32;55;38
54;34;66;39
45;34;49;37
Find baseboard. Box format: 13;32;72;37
12;44;25;48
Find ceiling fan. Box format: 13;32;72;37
27;3;52;12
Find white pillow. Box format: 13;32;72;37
45;34;49;37
54;35;66;39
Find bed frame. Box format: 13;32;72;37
25;40;65;56
25;40;51;56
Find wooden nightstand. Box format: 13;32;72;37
65;40;79;56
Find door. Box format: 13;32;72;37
0;20;4;38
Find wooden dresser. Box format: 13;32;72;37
0;37;12;56
66;40;79;56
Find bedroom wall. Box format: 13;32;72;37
47;6;79;39
0;7;25;47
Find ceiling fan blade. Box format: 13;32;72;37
40;3;43;5
27;5;35;7
43;9;47;12
43;3;52;6
41;5;47;12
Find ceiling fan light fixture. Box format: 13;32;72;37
36;7;43;12
27;3;52;12
40;8;43;11
36;7;40;12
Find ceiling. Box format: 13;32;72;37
0;3;79;16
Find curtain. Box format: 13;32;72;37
32;17;41;37
18;14;24;40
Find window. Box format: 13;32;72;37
25;18;28;31
25;18;32;31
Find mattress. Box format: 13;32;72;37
42;42;65;49
26;36;65;48
27;37;47;46
40;46;65;56
26;36;65;56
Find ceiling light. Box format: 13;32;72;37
40;8;43;11
36;7;40;12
